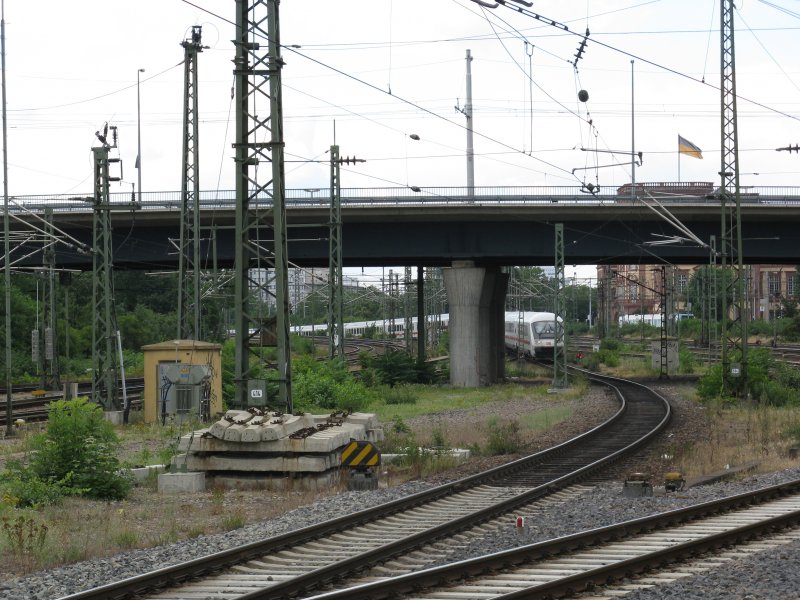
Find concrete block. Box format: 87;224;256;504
185;452;335;473
367;428;385;443
346;412;380;429
128;464;166;483
289;428;354;453
207;470;342;492
381;448;470;463
158;471;205;493
241;423;265;443
207;410;255;439
260;413;315;441
222;423;249;442
104;411;125;425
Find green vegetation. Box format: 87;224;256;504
697;347;800;405
291;356;376;413
359;349;445;387
485;417;523;455
0;398;132;508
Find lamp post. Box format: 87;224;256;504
136;68;144;204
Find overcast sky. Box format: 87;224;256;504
4;0;800;282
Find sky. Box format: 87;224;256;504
3;0;800;283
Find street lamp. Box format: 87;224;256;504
136;68;144;205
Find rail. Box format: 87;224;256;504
59;372;670;600
311;479;800;600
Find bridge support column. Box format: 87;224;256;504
443;262;508;387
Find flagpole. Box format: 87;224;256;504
678;136;681;182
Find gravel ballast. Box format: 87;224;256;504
2;383;799;600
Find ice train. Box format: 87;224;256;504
503;311;564;359
295;310;564;359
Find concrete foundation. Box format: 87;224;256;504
443;262;508;387
174;410;384;491
128;464;167;483
208;471;342;492
158;471;206;493
104;411;125;425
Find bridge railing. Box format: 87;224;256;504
6;185;800;213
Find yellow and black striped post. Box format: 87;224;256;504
340;440;381;468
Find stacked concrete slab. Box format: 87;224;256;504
173;409;383;491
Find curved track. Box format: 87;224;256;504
61;372;670;600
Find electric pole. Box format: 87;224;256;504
328;145;344;360
91;125;121;411
233;0;292;411
404;266;413;353
552;223;568;389
719;0;748;396
178;25;205;341
43;208;59;390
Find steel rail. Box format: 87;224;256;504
305;479;800;600
58;374;669;600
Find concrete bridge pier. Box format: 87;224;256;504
443;262;508;387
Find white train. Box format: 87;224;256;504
617;312;693;328
295;311;564;359
294;314;450;339
503;311;564;359
619;313;662;327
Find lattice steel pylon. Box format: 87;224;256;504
328;145;344;361
552;223;568;388
91;140;120;410
719;0;748;396
657;266;668;378
43;209;59;390
233;0;292;411
177;25;204;341
404;266;413;353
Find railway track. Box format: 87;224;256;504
61;372;670;600
0;379;145;428
308;479;800;600
570;335;800;366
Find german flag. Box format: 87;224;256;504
678;135;703;159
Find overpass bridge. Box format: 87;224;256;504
7;184;800;270
7;183;800;389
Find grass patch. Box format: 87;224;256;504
371;382;572;422
667;397;800;479
519;405;574;432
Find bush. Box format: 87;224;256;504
361;349;445;386
678;344;695;374
29;398;132;500
596;348;620;368
0;460;69;508
600;337;621;352
485;418;523;455
291;356;376;412
290;335;315;355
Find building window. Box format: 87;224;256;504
677;273;688;295
768;272;781;297
789;273;796;298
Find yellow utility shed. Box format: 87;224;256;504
141;340;223;424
